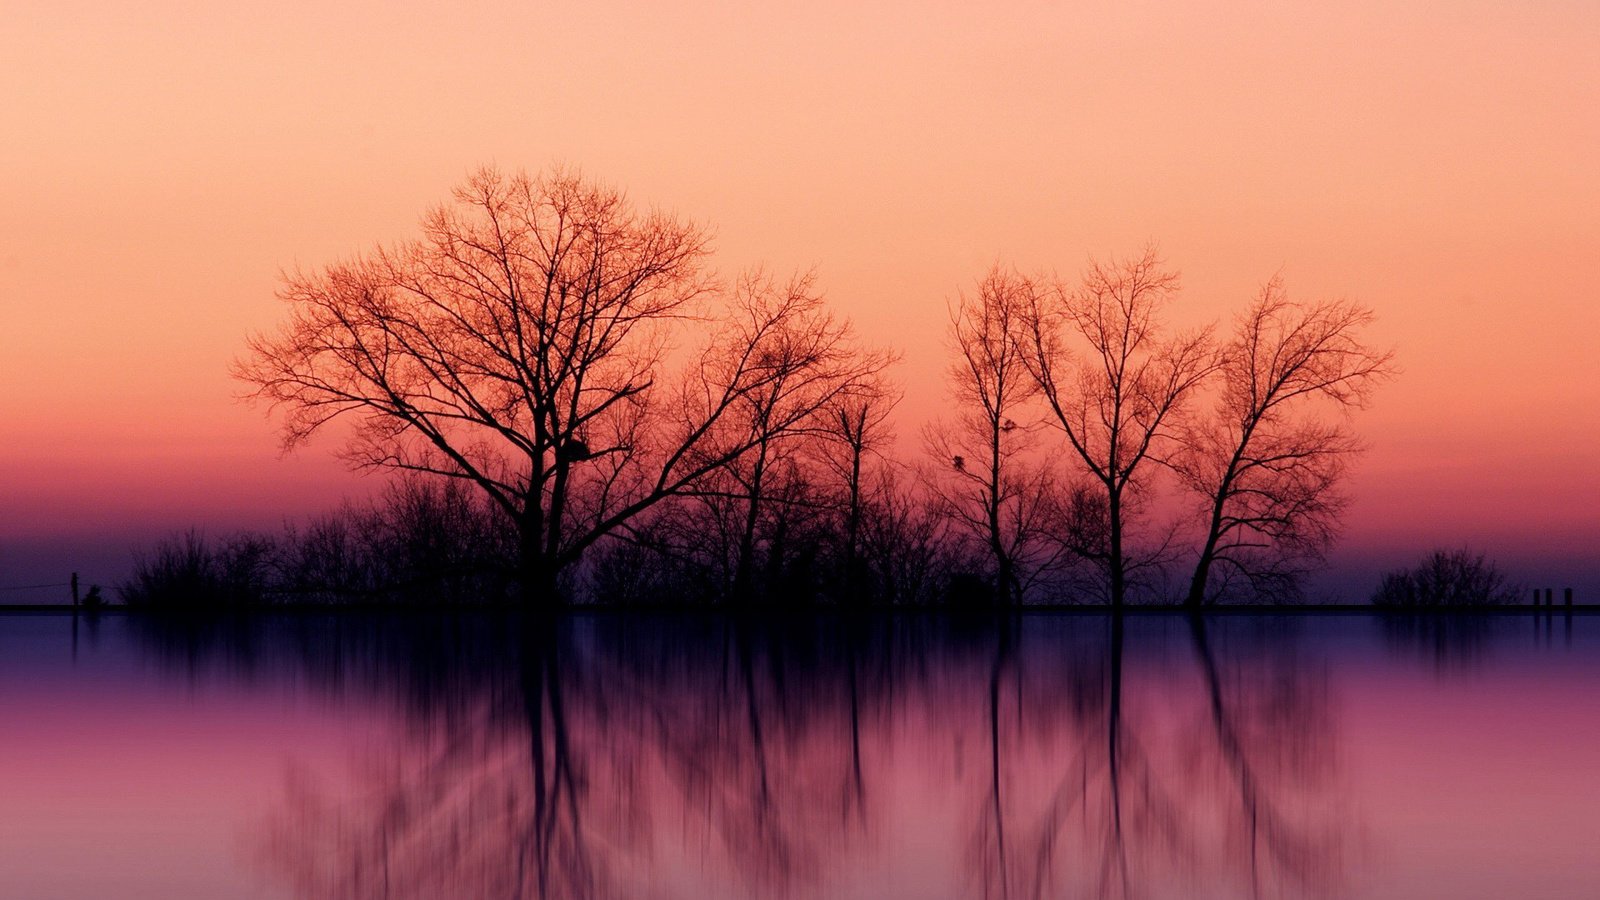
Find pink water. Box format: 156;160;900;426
2;612;1597;898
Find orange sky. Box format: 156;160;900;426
3;0;1597;596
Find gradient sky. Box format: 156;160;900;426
3;0;1597;598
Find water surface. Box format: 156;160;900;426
3;611;1598;898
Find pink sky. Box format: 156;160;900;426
3;1;1597;596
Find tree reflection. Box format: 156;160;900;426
1377;613;1518;671
1188;615;1347;897
259;620;613;898
131;613;1354;898
968;615;1348;900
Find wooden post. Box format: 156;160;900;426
1566;588;1574;607
71;573;80;607
1546;588;1555;606
1532;587;1541;606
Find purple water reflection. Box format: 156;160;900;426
3;611;1599;898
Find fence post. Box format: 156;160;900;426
71;573;80;607
1566;588;1574;607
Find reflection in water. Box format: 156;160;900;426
964;617;1347;900
134;613;1351;899
1377;613;1525;670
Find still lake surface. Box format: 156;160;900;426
3;610;1599;899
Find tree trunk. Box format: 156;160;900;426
988;417;1011;606
845;443;863;602
733;448;768;605
1188;488;1226;606
1108;489;1126;608
1190;437;1249;607
518;505;558;606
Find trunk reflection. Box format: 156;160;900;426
135;613;1355;899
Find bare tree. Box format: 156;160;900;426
1175;280;1394;605
1022;249;1216;606
816;378;900;601
856;471;955;605
239;168;886;603
927;266;1070;604
672;271;895;603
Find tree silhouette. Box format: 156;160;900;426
1022;249;1216;606
238;168;885;603
1174;281;1394;605
816;381;900;602
928;266;1075;604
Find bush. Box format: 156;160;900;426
120;530;276;608
121;476;517;607
1371;549;1520;607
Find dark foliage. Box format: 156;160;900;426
212;174;1395;610
119;478;516;608
1370;548;1521;607
120;530;277;608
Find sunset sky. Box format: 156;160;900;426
3;0;1597;599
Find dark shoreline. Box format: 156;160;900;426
4;603;1597;615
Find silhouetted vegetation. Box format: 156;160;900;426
1370;548;1521;607
120;478;516;607
216;165;1404;607
1175;278;1395;605
237;169;891;604
1020;249;1217;607
121;529;277;608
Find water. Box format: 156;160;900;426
3;610;1598;899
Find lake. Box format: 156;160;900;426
3;610;1598;898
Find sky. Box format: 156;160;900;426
2;0;1597;600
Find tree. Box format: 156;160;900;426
629;271;896;605
816;378;900;602
706;272;895;603
927;266;1071;604
1175;280;1394;605
1022;249;1215;606
239;167;886;603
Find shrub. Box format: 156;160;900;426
120;530;276;607
123;477;517;607
1371;548;1520;607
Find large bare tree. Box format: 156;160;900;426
1174;279;1394;605
238;168;886;603
1022;249;1216;606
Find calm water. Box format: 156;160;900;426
3;611;1599;899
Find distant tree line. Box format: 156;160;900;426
122;478;514;607
128;166;1404;608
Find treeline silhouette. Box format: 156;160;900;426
118;469;1029;607
129;165;1405;608
122;478;515;606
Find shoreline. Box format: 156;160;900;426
4;603;1597;615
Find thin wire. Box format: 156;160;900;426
0;582;74;592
